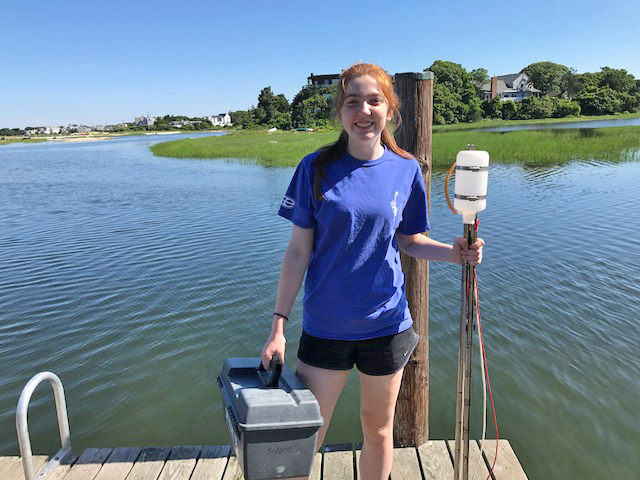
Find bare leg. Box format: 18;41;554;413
286;360;350;480
296;360;350;450
358;368;405;480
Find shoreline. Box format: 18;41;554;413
0;131;228;145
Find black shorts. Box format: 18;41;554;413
297;326;420;376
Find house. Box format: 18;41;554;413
205;114;232;126
308;73;340;87
481;73;541;101
135;115;156;127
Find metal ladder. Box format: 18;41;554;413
16;372;72;480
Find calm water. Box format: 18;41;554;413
471;116;640;132
1;135;639;479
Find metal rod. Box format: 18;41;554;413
453;256;468;479
454;218;478;480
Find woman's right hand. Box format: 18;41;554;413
261;331;286;370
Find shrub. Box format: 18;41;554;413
501;101;519;120
551;98;581;117
519;96;554;119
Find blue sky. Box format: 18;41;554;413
1;0;638;128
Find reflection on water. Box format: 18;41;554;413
0;137;638;479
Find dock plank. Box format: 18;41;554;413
125;446;171;480
323;444;354;480
417;441;454;480
47;453;79;480
64;448;112;480
220;455;244;480
0;455;49;480
391;447;423;479
479;439;528;480
309;452;322;480
447;440;490;480
0;440;526;480
0;457;20;479
190;445;230;480
93;447;141;480
157;445;200;480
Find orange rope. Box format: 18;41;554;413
444;161;457;214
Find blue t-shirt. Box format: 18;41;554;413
278;147;429;340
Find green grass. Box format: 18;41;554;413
433;112;640;132
150;129;340;166
432;126;640;167
0;137;47;145
151;126;640;168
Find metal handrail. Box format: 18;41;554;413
16;372;72;480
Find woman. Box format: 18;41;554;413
261;63;483;480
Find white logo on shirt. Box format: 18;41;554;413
390;191;398;219
281;195;295;209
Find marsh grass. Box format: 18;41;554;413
150;129;340;166
432;112;640;132
0;137;46;145
150;126;640;168
433;127;640;167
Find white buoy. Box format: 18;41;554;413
454;148;489;225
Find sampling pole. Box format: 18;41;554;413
450;146;489;480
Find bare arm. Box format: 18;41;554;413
397;232;484;266
261;224;314;369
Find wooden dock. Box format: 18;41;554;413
0;439;527;479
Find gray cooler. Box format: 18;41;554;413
217;357;323;479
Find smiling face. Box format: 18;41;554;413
339;75;393;159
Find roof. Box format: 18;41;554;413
481;73;541;94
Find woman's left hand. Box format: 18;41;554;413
453;237;485;266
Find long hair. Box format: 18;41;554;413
312;63;413;201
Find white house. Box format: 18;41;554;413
206;114;232;126
481;73;541;101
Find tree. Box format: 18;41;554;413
480;96;502;119
229;110;253;128
599;67;636;93
519;96;554;119
551;98;581;117
427;60;482;124
562;68;579;98
470;68;490;95
290;84;334;128
255;87;290;127
523;61;571;95
574;72;602;95
273;112;292;130
501;101;519;120
575;86;622;115
618;92;640;113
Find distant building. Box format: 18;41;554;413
308;73;340;87
135;115;156;127
481;73;541;101
205;114;232;126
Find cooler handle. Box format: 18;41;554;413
258;354;282;388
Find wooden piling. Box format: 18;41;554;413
393;71;434;447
